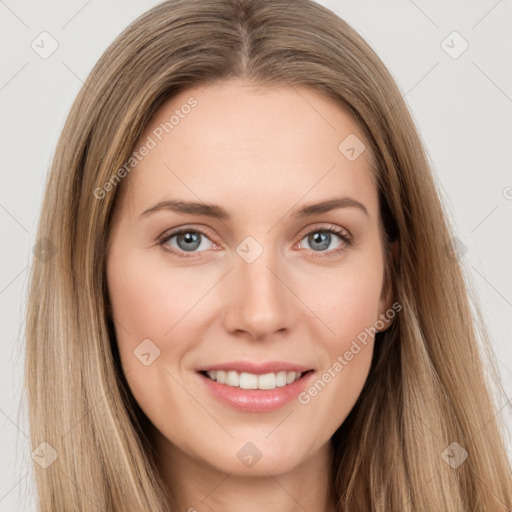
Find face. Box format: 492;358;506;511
106;78;393;480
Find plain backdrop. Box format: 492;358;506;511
1;0;511;510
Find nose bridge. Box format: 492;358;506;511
237;238;288;307
223;235;295;338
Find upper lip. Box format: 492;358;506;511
197;361;313;375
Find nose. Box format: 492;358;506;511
221;248;297;341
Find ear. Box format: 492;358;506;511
377;239;399;332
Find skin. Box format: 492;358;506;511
106;78;395;512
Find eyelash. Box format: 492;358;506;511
157;223;353;259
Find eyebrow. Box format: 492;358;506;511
139;196;368;220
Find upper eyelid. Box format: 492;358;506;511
159;224;217;243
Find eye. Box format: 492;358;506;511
157;223;353;259
296;224;352;257
158;227;217;258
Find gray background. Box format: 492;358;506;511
1;0;511;510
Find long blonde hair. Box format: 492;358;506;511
24;0;512;510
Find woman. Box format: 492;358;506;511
24;0;512;510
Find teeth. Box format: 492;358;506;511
258;372;275;390
275;371;287;387
239;372;258;389
205;370;303;390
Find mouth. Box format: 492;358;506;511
199;369;313;390
196;363;315;412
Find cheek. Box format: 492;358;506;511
107;248;214;348
292;249;383;421
106;248;211;433
106;242;239;394
296;251;384;343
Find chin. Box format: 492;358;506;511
193;435;315;477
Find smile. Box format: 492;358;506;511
196;362;315;412
203;370;303;390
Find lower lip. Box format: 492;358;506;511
198;371;314;412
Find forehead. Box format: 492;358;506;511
117;79;378;223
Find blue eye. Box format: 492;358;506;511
298;226;350;254
160;229;215;257
158;224;352;259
